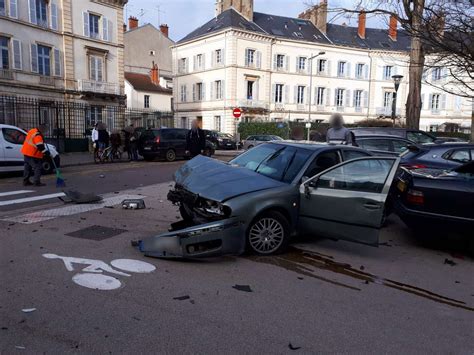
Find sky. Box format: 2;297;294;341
124;0;384;42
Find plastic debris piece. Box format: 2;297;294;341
444;258;457;266
232;284;253;292
99;174;105;178
173;295;190;301
21;308;36;313
288;343;301;350
122;199;146;210
15;346;26;350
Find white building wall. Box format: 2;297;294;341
125;81;172;112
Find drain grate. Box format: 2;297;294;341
65;225;127;241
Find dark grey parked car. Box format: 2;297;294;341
356;135;413;156
137;142;400;258
351;127;437;144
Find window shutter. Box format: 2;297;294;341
273;54;277;70
364;64;369;79
346;62;351;78
256;51;262;69
441;67;447;81
254;80;258;100
363;91;368;107
294;86;298;104
326;60;331;76
202;53;206;70
296;57;299;72
353;91;357;107
345;89;351;106
193;56;197;71
421;93;425;110
272;84;276;103
304;87;308;104
326;88;331;106
102;17;109;41
29;0;37;24
97;57;103;81
244;49;249;66
192;84;196;101
30;44;38;73
12;39;22;70
108;20;114;42
53;48;61;76
83;12;90;37
221;80;225;99
210;81;214;100
334;89;338;106
284;85;290;104
285;56;289;71
90;57;96;80
211;51;215;67
51;2;58;30
440;94;446;110
454;96;462;111
428;94;433;110
221;48;225;65
10;0;18;18
202;83;206;101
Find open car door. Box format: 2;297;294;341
299;157;400;246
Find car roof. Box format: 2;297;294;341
0;124;23;130
423;142;474;149
356;134;410;140
270;140;367;152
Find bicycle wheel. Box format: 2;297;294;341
94;149;101;164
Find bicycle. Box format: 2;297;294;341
98;145;123;163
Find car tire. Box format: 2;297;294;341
166;149;176;162
247;145;254;150
246;210;290;255
41;158;54;174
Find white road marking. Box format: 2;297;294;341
1;194;144;224
110;259;157;273
72;273;122;291
0;190;34;197
0;192;65;206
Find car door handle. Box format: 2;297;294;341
5;146;13;149
363;203;381;210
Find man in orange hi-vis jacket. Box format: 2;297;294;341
21;125;50;187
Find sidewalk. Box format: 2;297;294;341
60;150;243;167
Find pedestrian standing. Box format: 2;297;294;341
21;124;50;187
97;123;109;151
129;128;139;161
326;113;354;145
186;120;206;158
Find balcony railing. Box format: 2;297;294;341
0;69;14;80
78;79;120;95
376;107;401;116
239;99;269;110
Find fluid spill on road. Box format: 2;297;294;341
248;247;473;312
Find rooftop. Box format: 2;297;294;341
124;72;172;94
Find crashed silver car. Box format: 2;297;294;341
137;142;400;258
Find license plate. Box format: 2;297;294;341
144;147;152;150
397;180;407;192
226;143;232;146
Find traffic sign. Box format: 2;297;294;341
233;108;242;119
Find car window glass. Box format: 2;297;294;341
392;140;410;154
449;149;470;163
162;130;176;140
304;150;340;178
343;149;370;160
2;128;26;145
175;130;187;140
231;144;279;170
318;159;394;193
407;132;435;144
256;147;296;180
358;139;391;151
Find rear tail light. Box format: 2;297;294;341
402;163;427;170
155;137;160;144
407;189;424;205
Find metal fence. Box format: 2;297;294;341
0;96;174;152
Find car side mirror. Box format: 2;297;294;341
308;178;319;188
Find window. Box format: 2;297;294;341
89;13;100;39
336;88;345;107
214;116;221;131
0;36;8;69
406;132;436;144
215;80;222;100
298;57;307;72
275;84;284;103
37;45;51;76
448;150;471;163
358;139;391;152
89;55;103;81
181;117;188;129
316;87;325;106
304;151;341;177
196;82;203;101
246;49;255;66
297;85;305;104
179;58;188;73
144;95;150;108
180;85;186;102
356;63;365;78
432;67;442;81
196;54;203;70
337;61;346;77
343;150;370;161
0;0;5;16
383;65;393;80
354;90;363;108
87;106;103;127
318;159;394;193
318;59;326;73
276;54;285;69
247;81;254;100
383;92;393;108
431;94;440;110
215;49;222;65
2;128;25;145
36;0;48;27
392;140;410;154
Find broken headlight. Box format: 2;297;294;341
202;199;228;216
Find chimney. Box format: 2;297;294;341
298;0;328;34
128;16;138;30
160;24;169;37
358;11;366;39
150;62;159;86
389;14;397;41
215;0;254;22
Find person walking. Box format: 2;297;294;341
186;120;205;158
21;124;50;187
91;123;99;157
129;128;139;161
97;123;109;151
326;113;354;145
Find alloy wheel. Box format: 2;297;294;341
248;217;285;254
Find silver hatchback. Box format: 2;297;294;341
243;135;283;150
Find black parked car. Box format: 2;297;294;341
356;135;413;156
394;162;474;234
351;127;438;144
203;130;239;150
138;128;215;162
400;143;474;170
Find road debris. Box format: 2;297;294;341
444;259;457;266
173;295;190;301
122;199;146;209
288;343;301;350
15;346;26;350
232;285;253;292
21;308;36;313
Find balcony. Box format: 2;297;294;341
0;69;14;80
78;79;120;95
239;99;269;111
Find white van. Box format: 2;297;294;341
0;124;60;173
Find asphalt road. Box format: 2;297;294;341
0;161;473;354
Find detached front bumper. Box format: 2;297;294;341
137;217;246;258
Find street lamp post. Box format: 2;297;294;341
391;74;404;127
307;51;326;140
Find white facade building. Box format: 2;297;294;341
172;0;471;134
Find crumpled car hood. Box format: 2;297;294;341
174;155;286;202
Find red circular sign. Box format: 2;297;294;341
233;108;242;119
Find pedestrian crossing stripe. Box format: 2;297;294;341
0;190;34;198
0;192;66;206
1;194;145;224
